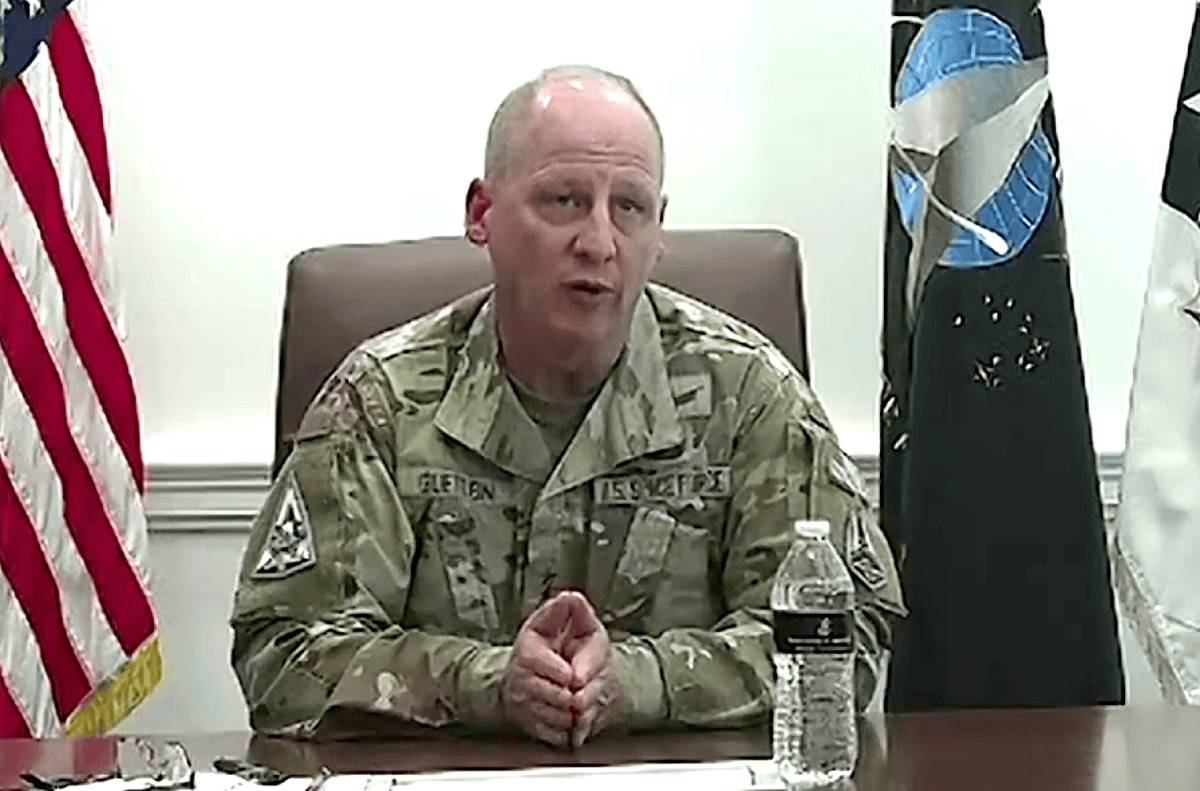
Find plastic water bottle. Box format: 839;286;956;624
772;519;857;788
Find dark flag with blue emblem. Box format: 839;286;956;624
881;1;1125;710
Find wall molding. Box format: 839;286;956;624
145;464;271;533
144;453;1127;534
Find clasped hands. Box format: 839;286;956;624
501;590;622;749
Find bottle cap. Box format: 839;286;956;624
793;520;830;539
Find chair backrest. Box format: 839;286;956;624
272;228;809;475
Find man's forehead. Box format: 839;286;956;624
529;163;660;193
531;77;652;135
514;79;659;175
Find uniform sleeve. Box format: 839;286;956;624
230;354;509;738
610;355;906;728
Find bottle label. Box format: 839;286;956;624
772;611;853;655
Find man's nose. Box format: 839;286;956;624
572;203;617;264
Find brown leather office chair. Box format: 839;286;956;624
272;228;809;476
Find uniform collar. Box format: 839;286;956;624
434;290;684;493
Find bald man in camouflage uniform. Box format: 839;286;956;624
231;66;904;745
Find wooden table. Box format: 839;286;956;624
2;706;1198;790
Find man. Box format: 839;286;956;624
231;65;904;748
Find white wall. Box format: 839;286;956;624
81;0;1192;732
87;0;897;463
1043;0;1196;452
88;1;1186;463
118;531;249;734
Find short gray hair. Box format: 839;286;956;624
483;65;665;184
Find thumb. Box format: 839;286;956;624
559;591;601;640
526;592;574;638
570;633;611;688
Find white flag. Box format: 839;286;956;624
1114;6;1200;705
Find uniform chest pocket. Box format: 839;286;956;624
411;499;502;640
401;468;521;639
603;506;716;634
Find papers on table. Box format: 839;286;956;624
53;759;784;791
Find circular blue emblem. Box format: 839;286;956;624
893;8;1054;269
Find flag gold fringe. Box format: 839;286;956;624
64;636;162;736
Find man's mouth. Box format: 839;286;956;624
563;279;615;296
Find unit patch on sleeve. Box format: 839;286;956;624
253;477;317;579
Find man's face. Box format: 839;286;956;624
468;79;665;354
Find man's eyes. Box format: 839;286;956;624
615;196;647;215
541;191;587;208
534;188;653;224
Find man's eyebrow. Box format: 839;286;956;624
533;172;589;187
613;177;656;195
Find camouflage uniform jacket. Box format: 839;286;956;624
230;284;905;737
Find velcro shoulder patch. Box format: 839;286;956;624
848;512;888;592
253;477;317;579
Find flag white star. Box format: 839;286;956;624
0;1;9;66
0;0;44;17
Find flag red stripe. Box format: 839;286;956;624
0;245;154;656
0;82;143;493
46;11;111;215
0;466;92;720
0;671;33;738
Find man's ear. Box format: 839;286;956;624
464;178;491;246
656;194;669;260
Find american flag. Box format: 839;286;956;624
0;0;159;736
